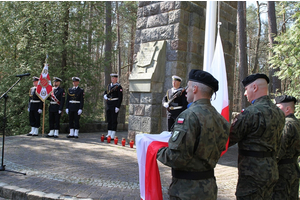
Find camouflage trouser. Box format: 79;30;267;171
168;177;217;200
236;175;277;200
273;163;299;200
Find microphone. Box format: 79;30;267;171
16;73;31;77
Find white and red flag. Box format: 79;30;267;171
136;132;171;200
206;30;230;156
36;63;52;102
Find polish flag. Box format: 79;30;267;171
136;132;171;200
36;63;52;102
206;30;230;156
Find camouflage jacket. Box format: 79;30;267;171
277;114;300;161
229;95;285;152
157;98;230;172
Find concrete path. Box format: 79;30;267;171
0;131;238;200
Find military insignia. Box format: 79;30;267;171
172;131;180;141
177;118;185;124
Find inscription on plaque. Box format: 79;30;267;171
137;46;156;73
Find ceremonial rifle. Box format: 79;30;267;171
167;85;188;105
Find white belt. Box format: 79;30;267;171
50;102;58;104
108;98;118;101
169;106;183;110
30;100;40;103
69;100;80;103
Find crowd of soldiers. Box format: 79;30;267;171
26;69;300;199
159;70;300;200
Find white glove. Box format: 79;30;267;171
66;109;69;114
28;108;30;112
163;102;169;108
104;94;108;100
78;109;82;115
58;110;62;114
38;109;42;114
115;107;119;113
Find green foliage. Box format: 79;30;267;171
0;1;137;135
269;2;300;117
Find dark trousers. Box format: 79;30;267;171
107;109;118;131
29;110;40;128
49;111;61;130
167;110;182;131
69;111;80;129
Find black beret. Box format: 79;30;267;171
188;69;218;92
275;95;297;104
242;73;269;87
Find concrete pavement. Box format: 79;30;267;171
0;131;238;200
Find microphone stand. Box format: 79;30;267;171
0;77;26;175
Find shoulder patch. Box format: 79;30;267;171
172;131;180;142
177;118;185;124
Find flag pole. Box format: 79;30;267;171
42;102;45;137
42;55;48;137
203;1;217;71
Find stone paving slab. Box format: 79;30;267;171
0;132;238;199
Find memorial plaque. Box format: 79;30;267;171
137;46;156;73
129;40;166;92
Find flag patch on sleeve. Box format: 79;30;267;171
177;118;185;124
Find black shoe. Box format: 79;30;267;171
54;135;58;138
74;136;78;139
67;135;74;138
104;137;107;140
27;133;32;136
46;135;54;137
32;134;38;136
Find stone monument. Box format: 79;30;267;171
128;1;237;140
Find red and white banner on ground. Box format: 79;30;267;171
136;132;171;200
206;30;230;156
36;63;52;102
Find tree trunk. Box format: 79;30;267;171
129;22;135;72
252;1;262;74
105;1;112;87
116;2;121;78
238;1;248;109
268;1;281;94
62;2;69;79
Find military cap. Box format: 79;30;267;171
110;73;118;77
242;73;269;87
32;76;39;82
188;69;218;92
275;95;297;104
72;77;80;82
53;77;62;82
172;75;182;82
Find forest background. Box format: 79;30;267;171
0;1;299;135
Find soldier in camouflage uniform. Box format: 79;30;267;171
157;69;230;200
229;73;285;199
273;95;300;200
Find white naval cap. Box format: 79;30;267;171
53;77;62;82
172;75;182;82
72;77;81;81
110;73;118;77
